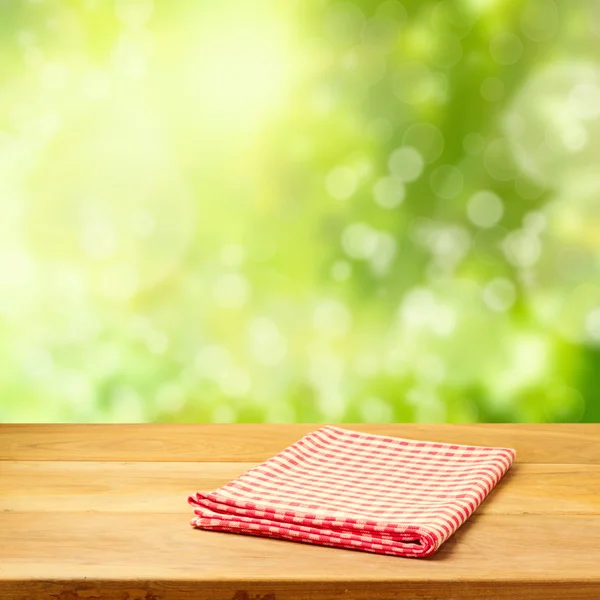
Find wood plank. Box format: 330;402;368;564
0;512;599;599
1;580;599;600
2;424;599;463
2;461;600;516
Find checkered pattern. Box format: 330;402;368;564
188;425;516;558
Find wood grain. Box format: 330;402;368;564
1;424;599;600
0;512;599;584
2;461;600;516
2;580;599;600
2;423;600;463
0;510;598;579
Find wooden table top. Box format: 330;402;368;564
1;423;599;600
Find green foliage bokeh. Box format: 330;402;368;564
1;0;599;423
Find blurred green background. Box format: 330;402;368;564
1;0;599;423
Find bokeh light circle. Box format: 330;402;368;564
373;176;406;208
483;278;516;312
393;62;436;105
484;138;517;181
326;165;358;199
489;32;523;66
387;146;424;182
402;122;444;164
463;132;486;155
467;190;504;228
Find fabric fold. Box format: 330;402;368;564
188;425;515;558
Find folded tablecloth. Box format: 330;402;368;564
188;425;516;558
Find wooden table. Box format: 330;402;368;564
1;424;599;600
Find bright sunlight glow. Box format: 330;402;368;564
189;18;293;133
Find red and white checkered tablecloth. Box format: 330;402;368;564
188;425;516;558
